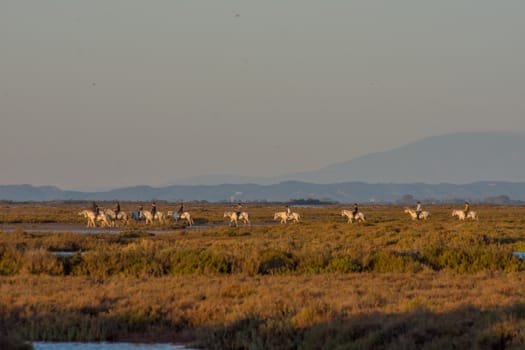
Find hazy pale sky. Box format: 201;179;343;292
1;1;524;190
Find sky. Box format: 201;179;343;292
1;1;524;190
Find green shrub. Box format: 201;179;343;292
423;245;524;273
325;256;362;273
295;252;330;274
168;250;231;274
366;251;424;273
0;245;23;276
257;250;297;275
24;248;64;275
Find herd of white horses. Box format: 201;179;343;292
78;206;478;228
78;209;195;228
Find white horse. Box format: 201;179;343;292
224;211;250;227
288;212;300;223
274;211;300;224
103;209;129;226
78;210;112;228
167;211;194;226
452;209;478;221
141;210;165;224
179;212;194;226
404;208;430;220
78;210;96;227
341;209;366;223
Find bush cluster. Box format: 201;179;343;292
1;239;523;277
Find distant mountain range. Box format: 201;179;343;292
175;132;525;185
2;132;525;203
1;181;525;203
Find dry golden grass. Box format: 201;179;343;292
1;203;525;348
1;273;525;348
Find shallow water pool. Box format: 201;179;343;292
32;342;196;350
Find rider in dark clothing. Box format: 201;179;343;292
115;201;120;215
137;205;144;220
92;202;99;216
151;202;157;218
236;203;242;217
177;202;184;215
352;203;359;219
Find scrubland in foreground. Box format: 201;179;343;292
1;203;525;349
2;274;525;349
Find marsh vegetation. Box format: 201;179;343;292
1;203;525;349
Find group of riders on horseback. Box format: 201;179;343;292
90;200;185;224
84;199;476;228
413;200;470;220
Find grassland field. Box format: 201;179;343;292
1;202;525;349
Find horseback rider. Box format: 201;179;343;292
235;202;242;218
92;202;99;217
177;202;184;215
114;201;120;217
464;201;470;217
286;205;291;215
352;203;359;219
416;201;422;220
137;205;144;220
151;202;157;219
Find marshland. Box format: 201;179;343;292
1;202;525;349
